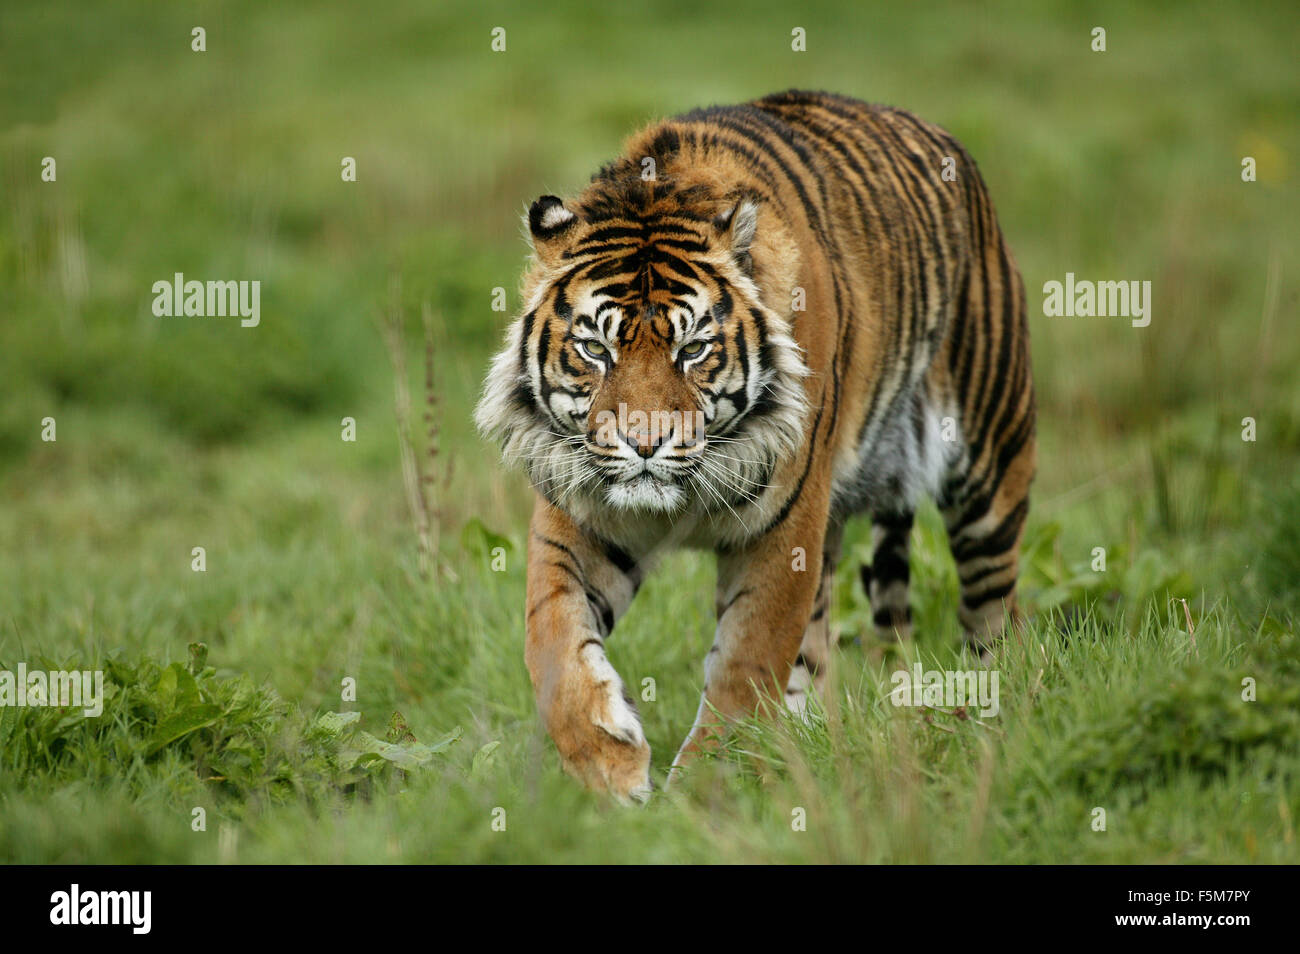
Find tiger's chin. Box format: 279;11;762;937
604;475;686;513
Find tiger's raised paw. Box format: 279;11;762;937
556;727;653;805
545;644;653;805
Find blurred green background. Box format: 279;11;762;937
1;0;1297;863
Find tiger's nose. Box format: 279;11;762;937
624;429;664;459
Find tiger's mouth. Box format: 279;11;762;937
603;472;687;512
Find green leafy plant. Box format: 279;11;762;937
0;644;466;809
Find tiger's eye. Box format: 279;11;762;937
581;340;608;357
680;341;706;358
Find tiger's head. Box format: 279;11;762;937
476;168;809;518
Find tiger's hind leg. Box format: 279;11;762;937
940;431;1036;653
863;509;915;642
785;521;843;719
939;170;1037;654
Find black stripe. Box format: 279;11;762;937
962;577;1016;610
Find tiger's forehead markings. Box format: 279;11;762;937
551;201;721;346
567;210;711;288
594;300;622;328
564;270;711;344
595;301;696;346
638;305;677;342
564;288;624;338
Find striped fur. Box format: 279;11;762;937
476;90;1035;800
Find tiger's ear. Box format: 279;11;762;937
528;195;579;266
713;198;759;274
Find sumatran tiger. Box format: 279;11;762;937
475;90;1035;803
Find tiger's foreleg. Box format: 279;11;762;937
669;488;830;780
524;497;650;803
784;519;844;719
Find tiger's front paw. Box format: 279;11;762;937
546;644;653;805
557;728;653;806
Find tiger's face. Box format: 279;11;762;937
477;185;809;519
562;289;720;512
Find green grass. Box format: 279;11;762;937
1;0;1298;863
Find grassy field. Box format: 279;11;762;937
1;0;1298;863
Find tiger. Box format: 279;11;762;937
475;89;1035;803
